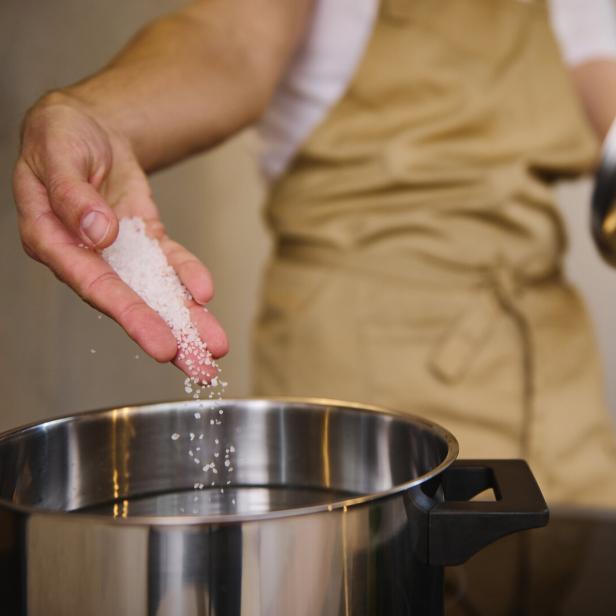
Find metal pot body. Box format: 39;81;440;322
0;491;440;616
0;399;547;616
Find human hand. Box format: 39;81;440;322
13;92;228;377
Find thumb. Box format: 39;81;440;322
46;167;118;249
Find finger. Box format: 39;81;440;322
13;161;48;261
188;304;229;358
43;157;118;249
83;268;178;363
172;304;228;383
13;159;50;222
171;304;228;384
159;236;214;305
22;205;178;363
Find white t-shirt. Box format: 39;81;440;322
259;0;616;179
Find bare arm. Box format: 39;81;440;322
570;59;616;141
58;0;313;171
14;0;313;373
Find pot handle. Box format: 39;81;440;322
427;459;549;566
591;121;616;267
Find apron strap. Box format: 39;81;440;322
429;260;535;457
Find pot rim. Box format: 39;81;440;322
0;397;459;526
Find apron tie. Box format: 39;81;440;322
276;241;544;457
429;259;535;456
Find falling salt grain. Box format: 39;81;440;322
171;433;180;441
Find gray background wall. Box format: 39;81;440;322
1;0;616;432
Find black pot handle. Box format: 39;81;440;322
591;125;616;267
428;459;549;566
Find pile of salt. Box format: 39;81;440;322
101;217;223;396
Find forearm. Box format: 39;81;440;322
571;59;616;141
41;0;312;171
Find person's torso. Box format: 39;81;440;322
265;0;598;278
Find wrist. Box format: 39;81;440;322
31;87;142;164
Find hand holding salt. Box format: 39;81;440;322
102;217;225;391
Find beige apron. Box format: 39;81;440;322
254;0;616;507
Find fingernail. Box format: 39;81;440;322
81;211;109;246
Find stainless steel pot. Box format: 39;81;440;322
0;398;548;616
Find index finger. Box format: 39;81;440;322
52;241;178;363
17;189;178;363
